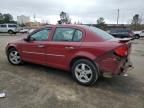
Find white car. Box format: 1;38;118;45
19;29;29;33
134;30;144;38
0;23;20;34
140;31;144;37
28;29;36;34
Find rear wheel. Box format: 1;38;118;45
7;48;22;65
71;59;99;86
8;30;14;34
135;34;140;39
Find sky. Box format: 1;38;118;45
0;0;144;24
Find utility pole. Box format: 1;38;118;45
33;14;36;22
117;9;119;25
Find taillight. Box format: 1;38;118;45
114;45;128;57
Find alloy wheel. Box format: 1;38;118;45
9;50;21;65
74;63;93;83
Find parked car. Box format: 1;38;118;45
0;23;20;34
28;29;36;34
109;28;135;39
6;25;132;85
134;30;144;38
19;28;36;34
19;29;29;34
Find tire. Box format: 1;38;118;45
7;48;23;65
8;30;14;34
71;59;99;86
135;34;140;39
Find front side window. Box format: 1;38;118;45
53;28;83;42
8;25;17;28
30;29;50;41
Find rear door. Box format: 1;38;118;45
0;24;7;32
46;27;83;69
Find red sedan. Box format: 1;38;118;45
6;25;132;85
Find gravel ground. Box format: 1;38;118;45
0;34;144;108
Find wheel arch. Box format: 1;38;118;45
6;46;17;55
135;34;140;36
69;56;100;75
8;29;14;32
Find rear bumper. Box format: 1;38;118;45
96;56;133;77
119;60;133;74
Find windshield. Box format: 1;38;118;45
85;26;114;40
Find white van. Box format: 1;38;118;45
0;23;20;34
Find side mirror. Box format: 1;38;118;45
24;38;29;42
24;37;36;42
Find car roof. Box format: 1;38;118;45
43;24;88;30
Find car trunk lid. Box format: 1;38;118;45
108;38;132;57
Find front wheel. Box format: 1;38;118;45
7;48;22;65
71;59;99;86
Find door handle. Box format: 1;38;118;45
65;46;75;50
37;45;45;48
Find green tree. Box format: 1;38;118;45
97;17;105;25
96;17;106;30
0;13;16;24
0;13;3;23
58;11;71;24
3;13;13;23
131;14;142;30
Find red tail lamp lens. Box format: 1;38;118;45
114;45;128;57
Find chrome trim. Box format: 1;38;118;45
46;53;65;57
22;51;65;57
22;51;45;55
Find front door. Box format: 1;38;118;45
21;28;51;65
46;27;83;69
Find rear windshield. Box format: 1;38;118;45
86;26;114;40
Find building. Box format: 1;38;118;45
25;22;40;28
17;15;30;24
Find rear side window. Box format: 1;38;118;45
73;30;83;42
53;28;83;42
87;26;114;40
0;24;7;28
8;25;17;28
